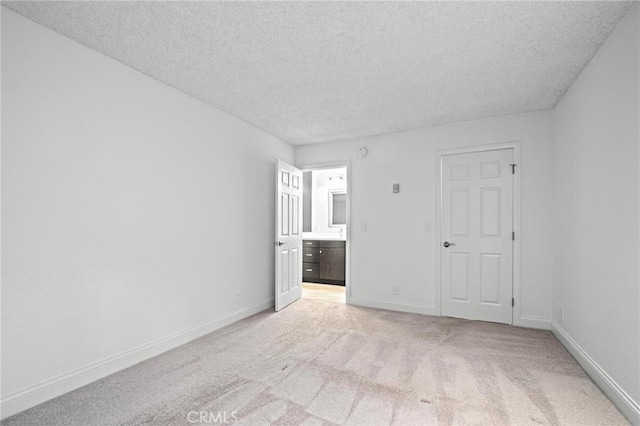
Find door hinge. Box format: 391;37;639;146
512;231;515;241
512;298;515;307
510;164;517;174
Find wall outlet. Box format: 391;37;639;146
392;285;400;296
235;292;241;304
560;305;565;322
424;221;431;231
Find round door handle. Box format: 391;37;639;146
443;241;456;248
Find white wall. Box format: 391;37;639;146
306;168;347;237
1;9;293;417
295;110;555;327
552;3;639;421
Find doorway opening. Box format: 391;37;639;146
301;165;349;304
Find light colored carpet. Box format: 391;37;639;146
2;298;628;426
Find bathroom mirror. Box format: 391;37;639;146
329;190;347;226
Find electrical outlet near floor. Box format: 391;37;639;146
235;292;241;304
561;305;565;322
392;284;399;296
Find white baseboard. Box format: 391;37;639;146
0;299;274;420
516;315;551;330
551;320;640;425
349;296;438;316
348;298;552;332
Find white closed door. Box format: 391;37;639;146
440;149;514;324
275;160;303;311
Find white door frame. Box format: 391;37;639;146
298;161;352;304
435;141;522;325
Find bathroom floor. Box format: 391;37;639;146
302;282;345;304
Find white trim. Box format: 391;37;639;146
551;320;640;425
350;297;438;316
298;161;352;303
0;299;274;419
435;141;522;325
517;315;551;330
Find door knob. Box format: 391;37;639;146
274;241;284;246
443;241;456;248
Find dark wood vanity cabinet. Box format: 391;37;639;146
303;240;345;285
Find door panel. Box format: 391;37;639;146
275;160;303;311
281;194;289;236
279;249;289;294
450;253;470;302
480;187;501;236
291;195;299;235
480;253;500;304
441;149;513;324
451;189;469;236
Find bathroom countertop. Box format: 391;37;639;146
302;234;346;241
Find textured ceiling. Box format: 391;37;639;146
3;1;635;145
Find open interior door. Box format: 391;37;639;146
275;160;303;311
